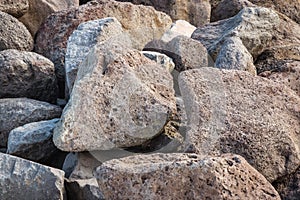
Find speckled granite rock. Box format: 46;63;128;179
95;153;280;199
179;67;300;182
0;98;62;147
53;46;176;151
0;152;65;200
0;11;33;51
0;49;58;103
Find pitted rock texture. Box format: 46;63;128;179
117;0;211;27
211;0;255;22
0;49;58;103
0;98;62;147
53;46;176;151
7;118;59;162
215;36;256;75
0;11;33;51
179;67;300;182
65;17;132;96
96;153;280;199
192;7;300;61
35;0;172;97
19;0;79;37
0;0;29;17
0;152;65;200
260;61;300;97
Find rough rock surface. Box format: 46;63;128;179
0;0;29;17
142;51;175;72
255;45;300;74
117;0;211;27
192;7;300;61
161;20;196;43
211;0;255;22
65;17;132;96
260;61;300;97
0;98;62;147
0;49;58;103
53;46;176;151
273;166;300;200
215;36;256;75
96;153;280;199
66;178;104;200
0;152;65;199
19;0;79;36
178;67;300;182
0;11;33;51
35;0;172;97
145;36;208;72
7;118;60;162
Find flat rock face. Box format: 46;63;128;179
0;0;29;17
65;17;132;96
0;152;65;200
35;0;172;97
178;67;300;182
215;36;256;75
7;118;60;162
19;0;79;36
53;46;176;152
0;98;62;147
161;20;196;43
0;11;33;51
0;49;58;103
96;153;280;199
192;7;300;61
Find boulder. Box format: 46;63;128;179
65;178;104;200
260;61;300;97
142;51;175;72
0;11;33;51
35;0;172;97
95;153;280;199
0;98;62;147
18;0;79;36
192;7;300;61
161;20;196;43
0;49;58;103
211;0;255;22
178;67;300;182
53;46;176;151
7;118;60;162
0;0;29;17
117;0;211;27
215;36;256;75
65;17;132;96
145;36;208;72
0;152;65;199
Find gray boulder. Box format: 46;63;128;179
0;49;58;103
0;11;33;51
7;118;60;162
0;98;62;147
0;152;65;200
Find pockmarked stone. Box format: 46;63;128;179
0;0;29;17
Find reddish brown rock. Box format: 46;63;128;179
179;67;300;182
96;153;280;199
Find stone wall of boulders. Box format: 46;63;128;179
0;0;299;199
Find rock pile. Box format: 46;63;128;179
0;0;299;199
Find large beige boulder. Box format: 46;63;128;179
96;153;280;199
53;45;176;151
179;67;300;182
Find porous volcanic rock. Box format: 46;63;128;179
0;0;29;17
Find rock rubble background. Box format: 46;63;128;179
0;0;299;199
